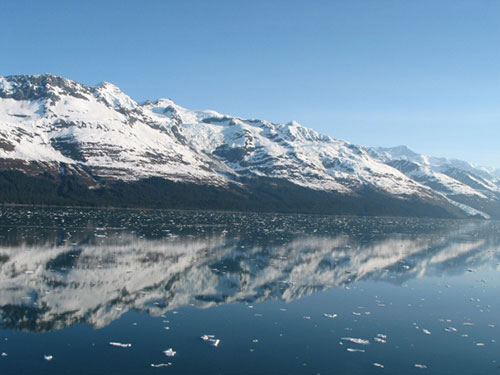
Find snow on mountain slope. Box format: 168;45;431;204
0;73;497;218
0;74;227;184
368;146;500;218
144;99;433;196
370;146;500;197
0;74;436;200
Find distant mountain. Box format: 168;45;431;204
368;146;500;218
0;73;497;218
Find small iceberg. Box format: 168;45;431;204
323;313;337;319
109;342;132;348
201;334;220;347
44;355;53;361
341;337;370;345
163;348;176;357
151;363;172;368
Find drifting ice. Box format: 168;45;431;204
201;334;220;347
109;342;132;348
163;348;176;357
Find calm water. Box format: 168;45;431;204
0;208;499;374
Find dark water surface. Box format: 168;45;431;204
0;207;499;374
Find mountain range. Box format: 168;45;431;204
0;74;499;218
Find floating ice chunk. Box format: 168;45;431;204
164;327;170;330
303;316;311;320
151;363;172;368
422;329;431;335
352;312;361;316
280;308;287;312
463;322;474;326
476;343;485;346
252;339;259;343
44;355;53;361
414;364;427;369
323;313;337;319
109;342;132;348
376;334;387;339
1;352;7;357
346;348;365;352
209;339;220;347
373;362;384;368
163;348;176;357
201;335;220;347
341;337;370;345
374;337;387;343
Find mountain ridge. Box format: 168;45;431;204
0;73;498;218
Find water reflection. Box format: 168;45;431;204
0;209;499;332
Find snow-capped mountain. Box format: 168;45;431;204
368;146;500;218
0;73;497;218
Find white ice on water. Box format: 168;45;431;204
163;348;176;357
341;337;370;345
201;334;220;347
109;342;132;348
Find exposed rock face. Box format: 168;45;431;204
0;74;498;217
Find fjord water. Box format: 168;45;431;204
0;208;499;374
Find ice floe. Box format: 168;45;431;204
201;334;220;347
163;348;176;357
341;337;370;345
109;342;132;348
151;363;172;368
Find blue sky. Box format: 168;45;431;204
1;0;499;167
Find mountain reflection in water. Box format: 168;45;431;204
0;208;499;332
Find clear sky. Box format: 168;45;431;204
1;0;499;167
